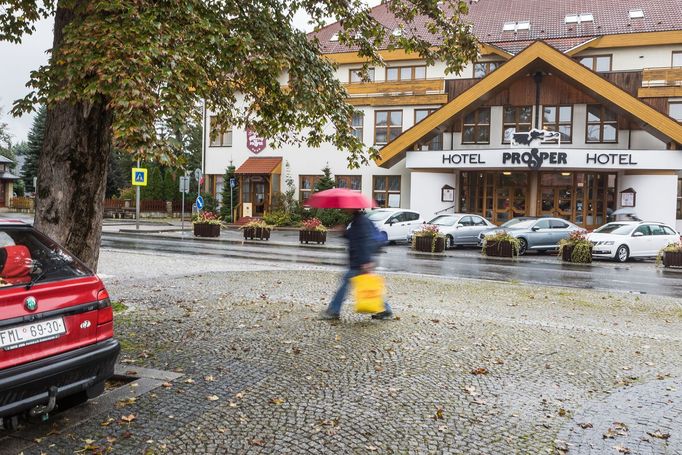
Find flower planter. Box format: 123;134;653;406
561;244;592;263
663;251;682;268
243;227;271;240
414;236;445;253
484;240;515;258
193;223;221;238
299;230;327;244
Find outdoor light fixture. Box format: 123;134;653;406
561;172;571;176
502;171;512;175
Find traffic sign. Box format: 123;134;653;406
229;177;236;188
194;168;203;182
179;176;190;193
196;195;204;210
132;168;148;186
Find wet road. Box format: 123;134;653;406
100;233;682;298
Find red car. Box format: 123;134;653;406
0;219;119;429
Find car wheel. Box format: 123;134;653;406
518;238;528;255
615;245;629;263
446;235;454;249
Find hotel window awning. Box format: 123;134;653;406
235;157;282;174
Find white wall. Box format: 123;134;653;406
619;173;678;227
578;45;682;71
409;171;457;220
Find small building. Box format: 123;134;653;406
0;155;19;208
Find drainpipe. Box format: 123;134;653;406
533;72;543;129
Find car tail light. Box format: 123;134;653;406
97;289;113;325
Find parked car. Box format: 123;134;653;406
407;214;495;248
365;208;424;243
587;221;680;262
479;217;582;255
0;219;120;429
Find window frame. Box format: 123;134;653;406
542;105;573;143
374;110;403;145
473;61;502;78
209;116;233;147
385;65;427;82
299;175;323;203
335;175;362;192
578;54;612;72
672;51;682;67
372;175;401;208
677;178;682;219
349;68;375;84
502;105;533;143
586;104;618;144
461;108;491;145
351;112;364;141
669;101;682;122
414;108;443;150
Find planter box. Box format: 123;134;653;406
413;236;445;253
561;244;592;263
299;230;327;244
484;240;514;258
243;227;271;240
663;251;682;268
193;223;221;238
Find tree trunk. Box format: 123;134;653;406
34;3;113;271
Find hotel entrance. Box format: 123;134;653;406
459;170;617;228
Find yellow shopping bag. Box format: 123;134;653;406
351;273;386;314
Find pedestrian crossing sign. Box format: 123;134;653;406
132;168;148;186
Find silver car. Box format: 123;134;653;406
408;213;496;249
479;217;582;255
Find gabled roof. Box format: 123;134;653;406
376;40;682;168
0;155;13;164
311;0;682;55
235;157;282;174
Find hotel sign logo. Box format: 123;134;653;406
507;128;565;169
246;129;266;154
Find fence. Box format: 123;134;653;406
10;197;34;212
103;199;184;213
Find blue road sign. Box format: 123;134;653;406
229;177;236;188
196;195;204;210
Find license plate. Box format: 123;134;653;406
0;318;66;351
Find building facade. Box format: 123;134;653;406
0;155;18;209
203;0;682;230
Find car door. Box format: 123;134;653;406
454;216;474;244
629;224;652;256
649;224;672;255
468;216;491;245
549;219;571;247
384;212;409;240
403;212;421;238
527;219;552;249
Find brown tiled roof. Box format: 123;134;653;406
311;0;682;55
235;157;282;174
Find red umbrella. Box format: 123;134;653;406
307;188;377;209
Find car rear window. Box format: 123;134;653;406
0;227;91;289
593;223;633;235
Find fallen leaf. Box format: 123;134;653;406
471;367;489;375
249;439;265;446
578;422;593;429
613;445;630;454
558;408;568;417
120;414;136;423
433;407;445;420
646;430;670;440
100;417;115;427
204;375;215;382
270;397;286;405
365;445;378;451
184;378;195;384
206;395;220;401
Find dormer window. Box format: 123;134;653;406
329;33;339;42
629;9;644;19
503;21;530;32
565;13;594;24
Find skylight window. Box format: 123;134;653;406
329;33;339;42
502;21;530;32
392;28;403;37
629;9;644;19
565;13;594;24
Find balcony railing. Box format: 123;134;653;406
343;78;445;97
641;67;682;87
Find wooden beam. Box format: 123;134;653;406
638;87;682;98
346;94;448;107
324;44;512;65
344;78;444;95
567;30;682;55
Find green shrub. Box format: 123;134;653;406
314;209;353;227
263;211;295;226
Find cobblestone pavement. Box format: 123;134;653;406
8;249;682;454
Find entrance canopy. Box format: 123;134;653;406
235;157;282;174
376;40;682;168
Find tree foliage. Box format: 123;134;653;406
314;164;335;192
2;0;478;168
19;106;46;192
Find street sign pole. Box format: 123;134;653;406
135;159;140;230
181;189;185;235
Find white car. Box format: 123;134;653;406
366;208;424;243
407;214;495;248
587;221;680;262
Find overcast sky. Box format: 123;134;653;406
0;5;379;144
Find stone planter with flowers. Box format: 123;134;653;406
481;231;520;258
299;217;327;244
558;230;592;264
411;224;446;253
242;220;272;240
657;241;682;268
192;211;222;237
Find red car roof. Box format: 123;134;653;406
0;219;28;225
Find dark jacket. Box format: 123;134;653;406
347;211;375;270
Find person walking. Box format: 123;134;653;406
320;209;393;320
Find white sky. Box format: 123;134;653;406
0;4;379;144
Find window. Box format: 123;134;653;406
542;106;573;143
209;116;232;147
664;226;677;235
672;51;682;67
670;102;682;122
534;219;550;229
629;9;644;19
502;21;530;32
566;13;594;23
586;105;618;143
462;108;491;144
678;178;682;219
336;175;362;191
634;225;651;236
472;216;487;226
351;112;364;140
550;220;569;229
502;106;532;143
414;109;442;150
650;224;667;236
385;65;427;81
349;68;375;83
373;176;401;208
579;55;612;72
473;62;502;78
299;175;322;203
374;110;403;145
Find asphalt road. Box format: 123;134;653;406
100;232;682;298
